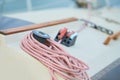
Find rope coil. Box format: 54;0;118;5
20;32;90;80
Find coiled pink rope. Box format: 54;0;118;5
20;32;90;80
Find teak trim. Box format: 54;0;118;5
104;31;120;45
0;17;78;35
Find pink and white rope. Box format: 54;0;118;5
77;0;92;33
20;33;90;80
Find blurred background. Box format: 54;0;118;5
0;0;120;14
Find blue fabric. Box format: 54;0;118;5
0;16;33;30
92;58;120;80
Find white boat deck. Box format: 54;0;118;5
0;8;120;80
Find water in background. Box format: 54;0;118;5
1;0;120;14
0;0;4;26
2;0;76;14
